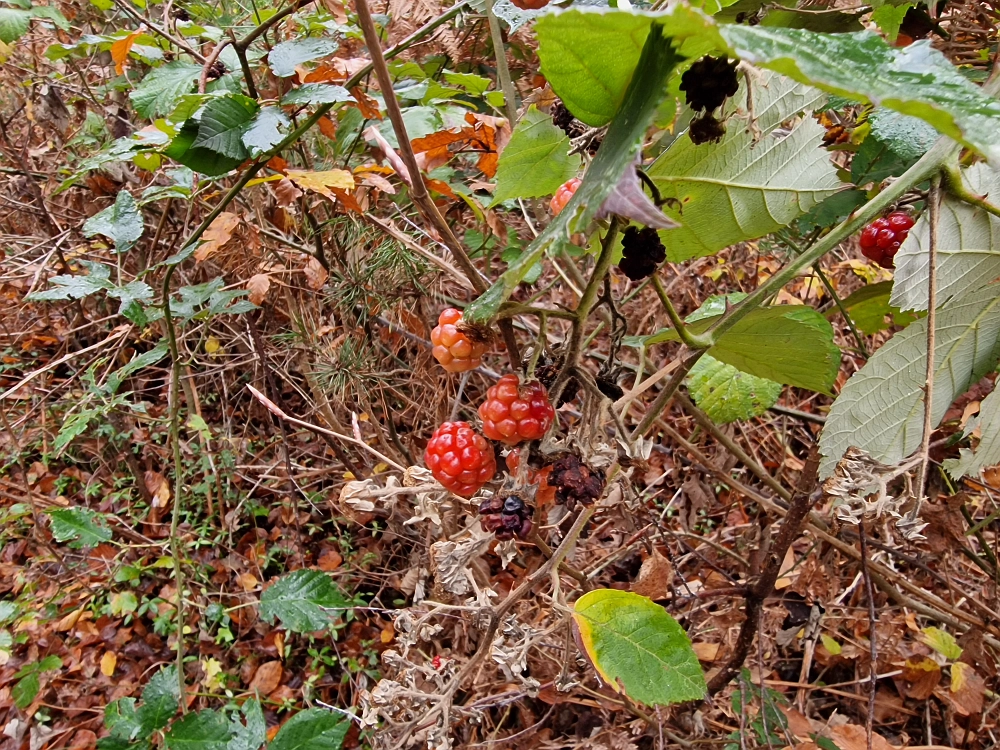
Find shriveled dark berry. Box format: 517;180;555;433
207;60;227;81
551;101;575;135
503;495;526;514
596;375;625;401
481;493;533;540
688;113;727;146
680;56;740;113
548;454;605;510
618;226;666;281
479;496;503;515
535;361;579;407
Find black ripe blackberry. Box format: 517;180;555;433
206;60;227;81
689;113;727;146
680;56;739;113
617;225;666;281
548;455;604;511
536;360;579;407
479;493;533;540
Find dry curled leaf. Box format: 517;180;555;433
248;660;283;695
304;256;328;290
246;274;271;306
194;212;242;262
286;169;355;199
273;178;302;207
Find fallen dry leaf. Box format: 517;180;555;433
827;724;899;750
317;549;343;571
286;169;355;200
246;274;271;306
111;29;143;75
249;660;283;695
194;212;242;262
144;471;170;508
631;549;672;601
100;651;116;677
273;178;303;207
304;256;329;290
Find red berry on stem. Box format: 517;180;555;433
858;211;915;269
478;374;555;446
424;421;496;497
510;0;549;7
550;177;581;216
431;308;486;373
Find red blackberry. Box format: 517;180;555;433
859;211;915;268
424;421;496;498
478;374;555;445
550;177;581;216
680;56;740;113
617;225;666;281
431;308;488;373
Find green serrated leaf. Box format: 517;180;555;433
130;61;202;119
12;672;39;709
572;589;706;707
138;665;180;735
833;281;917;335
687;355;782;424
870;2;912;44
164;710;232;750
259;570;350;633
491;105;580;205
892;163;1000;312
227;699;266;750
83;190;144;252
269;709;348;750
280;84;353;107
105;697;143;741
722;29;1000;164
0;7;30;43
192;95;258;159
27;262;113;303
46;507;112;548
467;21;685;323
820;283;1000;477
650;70;840;261
535;7;722;127
242;107;289;155
268;38;338;78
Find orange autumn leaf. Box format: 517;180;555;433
350;86;382;119
246;274;270;306
317;115;338;140
331;188;363;213
304;256;329;290
194;212;242;262
111;29;144;75
302;63;347;84
286;169;355;199
100;651;117;677
248;661;283;694
426;179;456;199
267;155;289;173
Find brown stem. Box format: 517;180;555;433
859;523;878;750
706;449;820;695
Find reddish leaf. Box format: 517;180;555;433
248;660;283;695
350;87;382;119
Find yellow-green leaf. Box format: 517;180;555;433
572;589;706;707
920;626;963;661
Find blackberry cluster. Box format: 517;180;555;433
206;60;227;81
548;455;605;511
618;226;666;281
680;56;739;113
688;114;727;146
479;494;533;540
551;101;575;135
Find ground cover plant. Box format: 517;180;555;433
1;0;1000;748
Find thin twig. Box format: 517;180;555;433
484;0;518;125
913;175;942;520
858;523;878;750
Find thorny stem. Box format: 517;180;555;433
355;0;521;368
706;450;820;694
912;174;942;522
858;523;878;750
484;0;518;125
629;349;706;440
651;274;712;349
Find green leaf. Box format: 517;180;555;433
535;7;722;127
649;69;841;261
944;385;1000;479
819;283;1000;477
721;29;1000;164
891;163;1000;312
105;697;143;742
164;710;232;750
280;84;353;107
227;699;266;750
192;95;259;159
852;108;938;185
707;306;840;393
83;190;144;252
269;709;348;750
572;589;706;707
242;107;289;155
46;507;112;548
920;626;963;660
138;665;180;735
467;21;684;323
107;343;169;394
833;281;916;335
870;2;912;44
687;355;782;424
27;261;113;302
490;105;580;205
0;7;30;43
259;570;350;633
130;61;202;119
12;672;39;709
268;38;338;78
